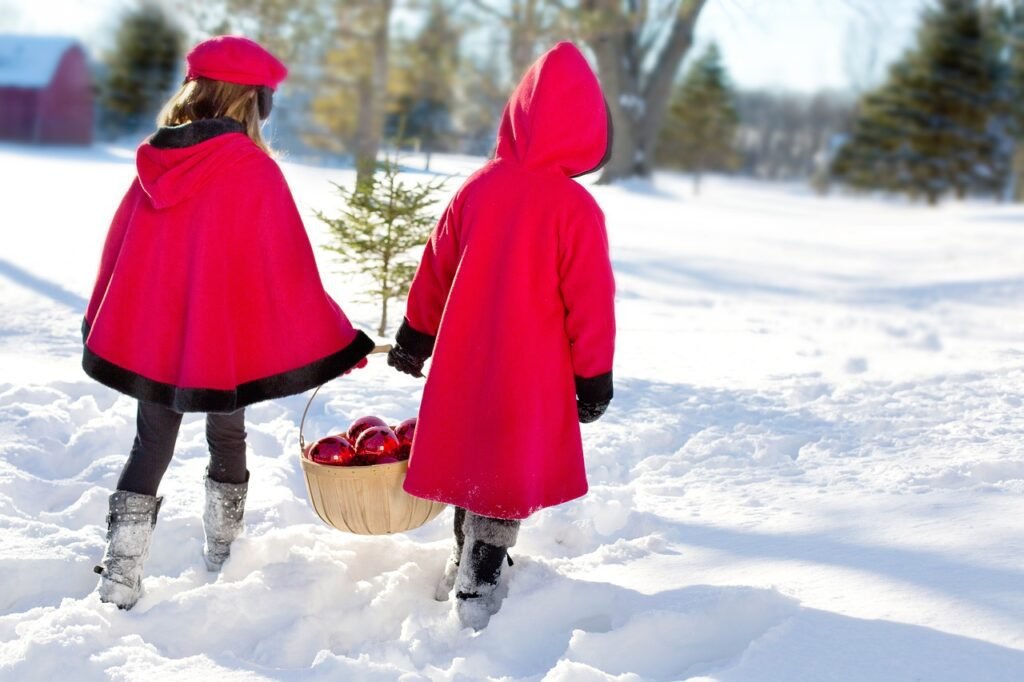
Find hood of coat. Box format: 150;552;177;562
136;118;258;210
495;42;611;178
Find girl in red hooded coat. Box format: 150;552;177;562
84;37;374;610
387;42;616;630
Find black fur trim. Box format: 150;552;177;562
396;318;436;359
82;319;375;413
572;99;615;179
575;371;613;404
148;118;246;150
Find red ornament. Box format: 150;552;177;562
375;456;400;464
308;436;356;466
355;426;400;462
395;417;416;461
348;416;388;443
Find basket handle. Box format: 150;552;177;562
299;344;393;453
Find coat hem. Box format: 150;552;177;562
402;481;588;521
82;319;375;413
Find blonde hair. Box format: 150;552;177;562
157;78;271;154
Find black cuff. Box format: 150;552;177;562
396;318;435;359
575;371;613;404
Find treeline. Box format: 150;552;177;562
654;44;854;192
831;0;1024;204
657;0;1024;203
99;0;1024;203
103;0;714;184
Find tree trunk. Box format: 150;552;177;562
694;170;702;195
378;293;388;337
508;0;540;81
586;0;708;184
589;31;647;183
355;0;392;187
1013;145;1024;202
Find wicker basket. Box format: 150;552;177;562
299;455;445;534
297;349;446;535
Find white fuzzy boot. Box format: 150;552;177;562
454;512;519;630
94;490;162;610
202;469;248;572
436;507;466;602
435;546;461;601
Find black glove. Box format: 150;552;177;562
575;372;613;424
577;399;609;424
388;345;426;378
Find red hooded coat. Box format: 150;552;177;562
400;43;616;520
83;118;374;413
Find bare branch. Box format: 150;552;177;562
466;0;511;22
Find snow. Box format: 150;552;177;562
1;141;1023;680
0;35;78;89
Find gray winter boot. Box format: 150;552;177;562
94;490;162;610
454;512;519;630
435;507;466;601
203;469;248;572
436;547;462;601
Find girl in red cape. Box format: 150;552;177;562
84;36;374;610
388;42;616;629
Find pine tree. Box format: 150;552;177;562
657;43;740;194
316;159;448;337
102;3;184;133
832;0;1007;204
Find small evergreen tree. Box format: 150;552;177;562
102;2;184;133
656;43;740;194
832;0;1007;204
317;159;448;336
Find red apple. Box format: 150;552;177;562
348;416;388;443
355;425;400;462
308;435;356;466
394;417;416;461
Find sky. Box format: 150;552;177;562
0;0;929;94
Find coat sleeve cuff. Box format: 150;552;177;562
575;371;613;404
396;318;436;359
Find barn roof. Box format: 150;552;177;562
0;35;81;89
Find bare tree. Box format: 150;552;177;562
843;19;881;96
467;0;565;81
181;0;392;185
568;0;709;183
735;90;854;181
352;0;393;185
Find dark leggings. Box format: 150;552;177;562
116;401;247;496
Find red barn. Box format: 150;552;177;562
0;35;94;145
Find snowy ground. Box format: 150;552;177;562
1;141;1023;681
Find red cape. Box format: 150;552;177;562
83;119;373;413
400;43;616;519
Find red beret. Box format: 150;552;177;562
185;36;288;90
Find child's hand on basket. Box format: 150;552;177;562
387;345;426;378
342;357;369;376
